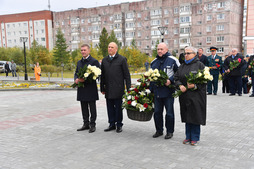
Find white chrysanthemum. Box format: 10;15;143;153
145;89;151;94
208;75;213;81
198;72;202;77
84;73;89;78
131;101;137;107
127;95;132;100
136;82;141;86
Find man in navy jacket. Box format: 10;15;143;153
150;43;180;139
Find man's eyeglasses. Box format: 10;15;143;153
184;52;195;55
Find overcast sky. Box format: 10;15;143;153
0;0;145;15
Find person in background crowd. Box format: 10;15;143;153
144;60;149;71
5;61;10;77
242;56;249;94
196;48;208;66
206;47;222;95
75;44;100;133
150;43;180;139
248;55;254;97
11;60;17;77
224;48;244;96
179;46;188;64
221;55;230;93
34;62;41;81
174;46;207;146
100;42;131;133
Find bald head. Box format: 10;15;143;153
157;43;168;57
108;42;118;56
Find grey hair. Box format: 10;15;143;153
232;48;238;52
185;46;197;54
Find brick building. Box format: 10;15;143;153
53;0;244;57
0;10;54;50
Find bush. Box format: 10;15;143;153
40;65;58;76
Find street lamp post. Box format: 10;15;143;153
158;26;167;42
20;37;28;80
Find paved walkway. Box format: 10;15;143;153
0;85;254;168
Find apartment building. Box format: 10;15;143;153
53;0;244;57
0;10;54;50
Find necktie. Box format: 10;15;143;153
110;56;113;60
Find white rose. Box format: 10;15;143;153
131;101;137;107
84;73;89;78
127;96;132;100
145;89;151;94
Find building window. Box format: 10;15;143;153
180;27;190;34
41;37;45;41
151;30;160;36
217;13;225;20
174;18;179;24
197;42;202;46
207;37;211;43
165;19;169;25
40;21;45;26
197;10;202;14
218;47;224;53
137;13;141;18
137;22;142;27
197;0;202;3
150;9;162;16
116;33;122;38
126;13;134;19
207;15;212;21
82;28;85;32
216;25;224;31
7;32;11;36
110;25;113;30
126;22;135;28
174;28;178;34
207;4;212;9
174;39;178;45
62;21;65;25
174;7;178;14
24;31;27;34
180;38;190;44
7;24;10;28
88;19;91;23
41;29;44;33
8;40;12;43
217;36;224;42
137;41;141;46
151;20;161;26
218;2;225;8
138;31;141;37
180;16;191;23
164;9;169;15
206;26;212;32
197;32;202;35
180;5;190;13
114;23;121;29
81;19;85;24
23;23;27;26
12;24;15;28
197;21;202;25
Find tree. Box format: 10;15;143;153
108;30;120;48
131;38;137;48
152;39;160;57
53;28;70;66
98;27;109;57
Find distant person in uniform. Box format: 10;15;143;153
206;47;222;95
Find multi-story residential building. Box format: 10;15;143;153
0;10;53;50
53;0;244;57
244;0;254;55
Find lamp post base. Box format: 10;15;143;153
24;73;28;80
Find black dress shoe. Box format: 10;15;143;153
249;94;254;97
207;93;212;95
104;125;116;132
89;126;96;133
238;94;242;96
229;94;235;96
213;93;217;95
165;133;173;139
116;126;122;133
153;132;163;138
77;125;90;131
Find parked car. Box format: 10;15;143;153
0;61;12;73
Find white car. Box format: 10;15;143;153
0;61;11;73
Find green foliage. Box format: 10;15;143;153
152;40;160;57
53;28;70;66
0;47;10;61
108;30;120;48
131;38;137;48
40;65;58;76
98;27;109;57
71;49;82;65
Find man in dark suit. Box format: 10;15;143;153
224;48;244;96
248;55;254;97
75;44;100;133
206;47;222;95
100;42;131;133
197;48;208;66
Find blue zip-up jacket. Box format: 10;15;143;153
150;52;180;98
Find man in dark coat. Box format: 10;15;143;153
248;55;254;97
100;42;131;133
196;48;208;66
174;46;207;146
221;55;230;93
206;47;222;95
224;48;244;96
150;43;180;139
75;44;100;133
5;61;10;77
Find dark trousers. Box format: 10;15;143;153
229;76;242;95
242;77;248;94
80;101;97;127
222;76;230;93
207;74;219;94
252;75;254;95
12;70;17;77
185;123;200;141
5;70;8;77
154;97;175;134
106;98;123;127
